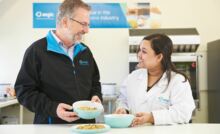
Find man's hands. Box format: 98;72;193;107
56;96;101;122
56;103;79;122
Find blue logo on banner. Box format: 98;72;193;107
33;3;60;28
90;3;129;28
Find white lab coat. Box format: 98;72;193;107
117;69;195;125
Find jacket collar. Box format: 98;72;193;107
46;31;87;58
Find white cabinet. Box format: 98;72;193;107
0;99;22;124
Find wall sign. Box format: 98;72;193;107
33;3;129;28
89;3;129;28
33;3;152;29
33;3;60;28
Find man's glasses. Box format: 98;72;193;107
69;18;90;28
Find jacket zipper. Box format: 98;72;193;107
68;49;87;100
71;59;80;100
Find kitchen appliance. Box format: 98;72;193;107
101;83;117;115
207;39;220;123
101;83;116;96
128;28;201;110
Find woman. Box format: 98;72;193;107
135;46;144;69
115;33;195;125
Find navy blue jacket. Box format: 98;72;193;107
15;31;102;124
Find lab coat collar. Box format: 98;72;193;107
141;71;168;103
157;72;168;88
137;69;168;87
137;69;148;80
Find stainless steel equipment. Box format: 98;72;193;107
101;83;117;114
101;83;116;96
207;39;220;123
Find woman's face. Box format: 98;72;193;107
136;49;144;68
139;40;162;70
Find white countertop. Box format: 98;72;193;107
0;98;18;108
0;124;220;134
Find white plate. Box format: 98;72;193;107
71;124;110;134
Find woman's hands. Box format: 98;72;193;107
91;95;101;103
131;112;154;126
114;108;154;126
114;108;127;114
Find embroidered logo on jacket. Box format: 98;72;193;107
158;96;170;105
79;60;89;66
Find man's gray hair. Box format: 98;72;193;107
56;0;91;25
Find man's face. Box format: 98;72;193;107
65;7;90;42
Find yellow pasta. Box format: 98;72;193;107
77;124;105;130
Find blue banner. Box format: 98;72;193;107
33;3;129;28
90;3;129;28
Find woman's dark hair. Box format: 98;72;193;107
143;33;188;84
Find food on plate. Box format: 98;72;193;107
76;124;105;130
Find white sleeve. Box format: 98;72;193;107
152;79;196;125
116;78;129;110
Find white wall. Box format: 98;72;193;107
0;0;45;84
0;0;220;122
84;29;129;84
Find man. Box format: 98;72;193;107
15;0;102;124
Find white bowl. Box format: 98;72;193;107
73;101;104;119
104;114;135;128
